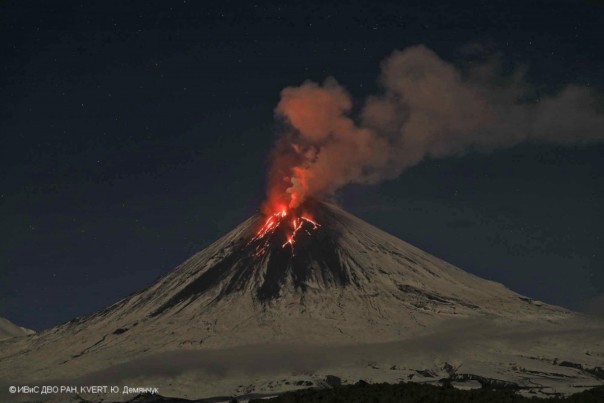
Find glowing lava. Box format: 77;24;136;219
248;207;321;257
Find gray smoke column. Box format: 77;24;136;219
268;45;604;208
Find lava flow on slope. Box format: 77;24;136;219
248;205;321;257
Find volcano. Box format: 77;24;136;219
1;200;602;401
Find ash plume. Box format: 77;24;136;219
269;45;604;208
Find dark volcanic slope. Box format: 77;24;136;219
153;199;365;315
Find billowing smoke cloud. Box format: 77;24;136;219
267;45;604;209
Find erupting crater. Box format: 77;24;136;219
248;204;321;257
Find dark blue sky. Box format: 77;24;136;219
1;0;603;330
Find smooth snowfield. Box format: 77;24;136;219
1;318;603;402
0;201;602;402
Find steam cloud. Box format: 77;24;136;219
270;45;604;207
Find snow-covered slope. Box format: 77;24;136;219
0;317;34;341
0;200;601;402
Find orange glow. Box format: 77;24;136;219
300;216;319;228
248;203;321;257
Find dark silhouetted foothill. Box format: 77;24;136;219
325;375;341;387
247;382;604;403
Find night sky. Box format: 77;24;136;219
1;0;603;330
